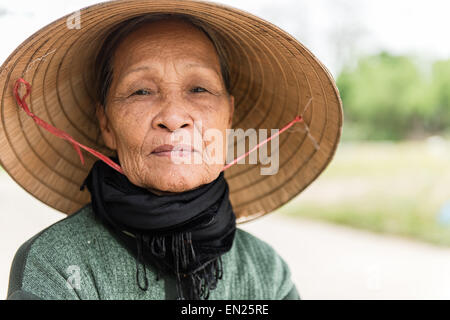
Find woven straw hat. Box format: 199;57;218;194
0;0;343;223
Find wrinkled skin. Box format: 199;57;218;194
96;18;235;194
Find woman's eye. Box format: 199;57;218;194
191;87;208;93
131;89;152;96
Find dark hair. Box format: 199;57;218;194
94;14;232;108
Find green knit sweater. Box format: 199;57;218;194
7;203;300;300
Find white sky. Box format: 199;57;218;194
0;0;449;76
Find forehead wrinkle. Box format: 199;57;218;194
111;20;224;89
117;40;220;69
116;58;222;86
115;23;216;63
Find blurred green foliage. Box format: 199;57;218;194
337;52;450;140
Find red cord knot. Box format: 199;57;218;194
294;115;303;123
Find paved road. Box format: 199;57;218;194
2;172;450;299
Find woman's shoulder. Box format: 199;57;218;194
232;228;290;274
221;228;299;299
233;228;277;256
15;203;105;256
7;203;110;299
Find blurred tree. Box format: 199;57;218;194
428;59;450;133
337;52;450;140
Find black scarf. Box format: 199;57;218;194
80;157;236;300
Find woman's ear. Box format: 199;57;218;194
95;104;117;150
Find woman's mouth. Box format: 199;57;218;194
151;144;197;158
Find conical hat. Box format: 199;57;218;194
0;0;343;223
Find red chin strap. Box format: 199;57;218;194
14;78;303;174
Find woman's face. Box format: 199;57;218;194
96;19;234;193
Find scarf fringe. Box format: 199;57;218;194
135;233;149;291
135;231;224;300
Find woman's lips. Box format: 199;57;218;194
151;144;197;158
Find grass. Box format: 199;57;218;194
277;138;450;247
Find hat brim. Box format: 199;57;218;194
0;0;343;223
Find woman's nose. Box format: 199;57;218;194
151;97;194;132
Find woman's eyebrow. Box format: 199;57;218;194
120;65;155;81
184;63;221;77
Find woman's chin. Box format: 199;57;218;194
144;162;222;193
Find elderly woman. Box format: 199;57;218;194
1;0;343;300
